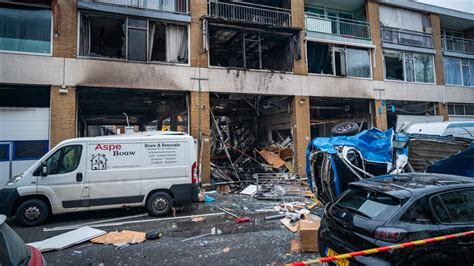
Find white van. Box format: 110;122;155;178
0;132;199;226
403;121;474;139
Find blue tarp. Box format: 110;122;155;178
426;146;474;177
305;128;396;190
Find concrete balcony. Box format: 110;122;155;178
443;36;474;55
79;0;189;14
208;1;291;27
305;13;371;40
381;26;433;49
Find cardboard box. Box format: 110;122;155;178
297;218;320;252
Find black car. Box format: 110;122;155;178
318;173;474;266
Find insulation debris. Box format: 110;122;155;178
91;230;146;246
28;227;106;252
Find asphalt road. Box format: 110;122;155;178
9;194;321;265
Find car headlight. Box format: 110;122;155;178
7;173;23;186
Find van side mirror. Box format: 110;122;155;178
41;161;48;177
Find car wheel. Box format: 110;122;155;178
16;199;49;226
146;192;173;216
331;122;360;136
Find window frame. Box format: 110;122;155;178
307;41;373;79
429;188;474;225
12;140;49;161
443;57;474;88
77;11;190;66
383;49;436;84
0;3;53;56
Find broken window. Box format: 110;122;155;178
80;13;188;63
307;42;332;74
127;18;147;61
0;4;52;54
208;25;292;71
80;13;126;59
383;50;404;80
308;42;371;78
383;49;434;83
149;22;188;63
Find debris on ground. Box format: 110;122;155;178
145;230;163;240
28;227;106;252
91;230;146;246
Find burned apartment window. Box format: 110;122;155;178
149;22;188;63
307;42;333;74
209;25;292;72
80;13;188;63
128;18;147;61
0;4;52;54
383;49;434;83
80;13;126;59
307;42;371;78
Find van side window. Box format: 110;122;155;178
45;145;82;175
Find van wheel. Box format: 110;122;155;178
147;192;173;216
16;199;49;226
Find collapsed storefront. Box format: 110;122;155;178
310;97;373;138
209;93;295;183
77;88;188;136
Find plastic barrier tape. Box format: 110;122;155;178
288;230;474;265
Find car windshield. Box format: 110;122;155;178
335;186;402;220
0;223;30;266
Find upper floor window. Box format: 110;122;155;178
308;42;371;78
0;4;52;55
383;49;434;83
79;12;188;64
444;57;474;87
448;104;474;116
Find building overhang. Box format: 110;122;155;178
78;1;191;23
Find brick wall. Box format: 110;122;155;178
291;0;308;75
431;14;445;86
366;0;384;81
291;96;311;177
190;0;208;68
53;0;78;58
50;86;77;148
189;91;211;183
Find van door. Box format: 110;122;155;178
0;142;13;188
36;144;89;211
87;142;142;208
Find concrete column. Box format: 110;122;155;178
366;0;384;81
189;91;211;184
53;0;78;58
190;0;208;68
291;96;311;177
431;14;445;85
291;0;308;75
373;99;387;130
50;86;77;148
436;103;449;122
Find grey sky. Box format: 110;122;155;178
417;0;474;14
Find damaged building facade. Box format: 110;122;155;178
1;0;474;186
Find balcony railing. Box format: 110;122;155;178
381;26;433;49
208;1;291;27
80;0;189;14
305;13;371;40
442;36;474;55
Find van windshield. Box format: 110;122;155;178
335;187;402;220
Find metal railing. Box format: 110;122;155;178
208;0;291;27
442;36;474;55
305;13;371;40
381;26;433;49
81;0;189;14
